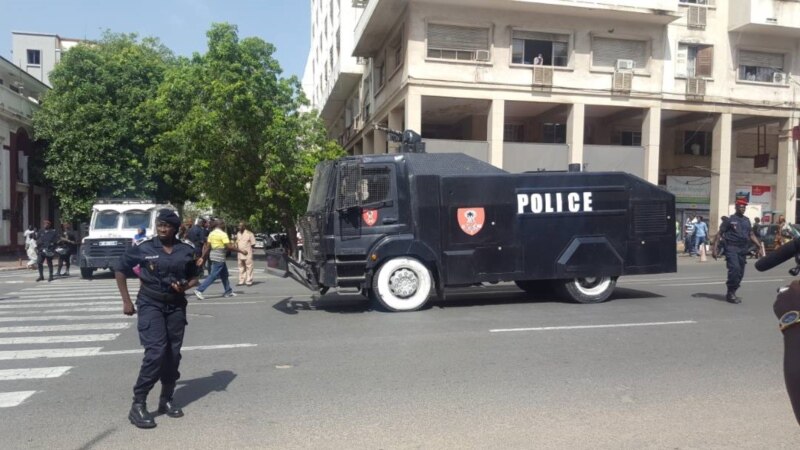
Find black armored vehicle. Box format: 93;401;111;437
279;130;676;312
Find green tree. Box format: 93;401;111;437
146;23;343;246
33;32;174;221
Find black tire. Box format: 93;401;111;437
514;280;554;296
556;277;617;304
371;257;433;312
80;268;93;279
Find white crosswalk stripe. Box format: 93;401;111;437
0;323;131;333
0;301;118;309
0;391;37;407
0;314;132;323
0;367;71;380
0;334;119;345
0;347;104;361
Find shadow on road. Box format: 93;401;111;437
174;370;237;409
76;426;117;450
691;292;728;302
271;285;664;314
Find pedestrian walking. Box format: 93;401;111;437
186;218;207;261
194;219;247;299
693;215;708;257
24;225;38;269
35;220;58;282
115;209;202;429
684;214;696;255
56;223;77;277
235;222;256;286
712;199;764;303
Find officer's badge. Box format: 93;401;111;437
362;209;379;227
457;207;485;236
148;261;156;273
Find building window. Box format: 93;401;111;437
511;31;569;66
27;49;41;65
679;0;711;4
427;23;490;61
591;37;648;69
683;131;712;156
676;44;713;78
738;50;785;83
374;60;385;89
613;131;642;146
504;124;525;142
543;123;566;144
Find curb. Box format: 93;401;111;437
0;266;29;272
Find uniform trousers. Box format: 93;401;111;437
238;256;254;285
724;245;748;292
133;298;186;401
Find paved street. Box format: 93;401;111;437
0;256;798;449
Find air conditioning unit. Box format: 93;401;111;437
532;66;554;86
688;5;707;28
773;72;787;85
686;77;707;97
475;50;491;62
613;71;633;92
615;59;635;71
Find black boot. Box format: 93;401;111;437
726;291;741;304
157;384;183;418
128;401;156;428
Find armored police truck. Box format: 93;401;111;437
78;200;176;279
278;130;676;312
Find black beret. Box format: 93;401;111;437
156;209;181;230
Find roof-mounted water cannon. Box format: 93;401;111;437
373;124;426;153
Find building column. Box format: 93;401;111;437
388;108;403;153
641;107;661;184
404;87;421;134
777;118;797;224
362;132;374;155
374;125;387;154
710;113;732;234
487;99;505;168
567;103;585;166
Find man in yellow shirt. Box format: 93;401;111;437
236;222;256;286
194;220;247;299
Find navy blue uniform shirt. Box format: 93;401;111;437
721;214;752;246
115;237;200;303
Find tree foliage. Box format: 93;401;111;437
146;23;343;236
33;32;174;221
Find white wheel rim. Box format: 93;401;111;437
376;257;431;311
572;277;612;297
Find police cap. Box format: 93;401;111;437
156;209;181;230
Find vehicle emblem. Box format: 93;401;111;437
457;208;485;236
362;209;379;227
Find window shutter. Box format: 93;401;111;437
739;50;784;69
676;44;688;77
428;24;489;51
696;46;713;77
512;31;569;43
592;37;647;68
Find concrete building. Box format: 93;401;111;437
305;0;800;232
0;55;54;253
11;31;82;87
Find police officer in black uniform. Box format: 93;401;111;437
711;198;764;303
115;209;201;429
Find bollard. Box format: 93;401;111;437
699;242;707;262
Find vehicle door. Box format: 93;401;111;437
335;162;401;243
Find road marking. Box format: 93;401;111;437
0;367;71;380
193;301;262;306
0;391;37;407
0;347;103;360
0;323;131;333
490;320;697;333
0;297;121;304
0;334;119;345
656;279;786;287
97;343;257;356
0;315;132;323
7;291;121;297
30;307;121;314
2;281;24;284
0;301;118;309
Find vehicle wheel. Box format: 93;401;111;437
80;268;93;279
557;276;617;304
514;280;554;295
372;257;432;312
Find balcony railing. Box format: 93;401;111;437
0;84;37;121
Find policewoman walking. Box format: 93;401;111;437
115;209;202;429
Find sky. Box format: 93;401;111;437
0;0;310;79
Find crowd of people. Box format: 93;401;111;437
24;220;79;282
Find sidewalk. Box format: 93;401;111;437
0;253;33;272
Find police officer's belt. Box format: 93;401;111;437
139;285;185;303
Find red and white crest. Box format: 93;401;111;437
362;208;379;227
457;207;485;236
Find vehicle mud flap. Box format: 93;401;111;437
265;249;320;292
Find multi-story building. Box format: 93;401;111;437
0;55;54;252
307;0;800;232
11;31;82;87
